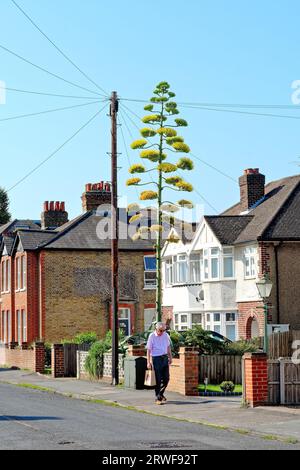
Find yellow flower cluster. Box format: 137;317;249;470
140;190;158;201
157;163;177;173
126;177;141;186
131;139;148;150
156;127;177;137
172;142;190;153
176;181;193;192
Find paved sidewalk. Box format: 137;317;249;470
1;368;299;442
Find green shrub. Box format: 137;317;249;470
84;340;108;379
182;325;226;355
84;330;126;379
74;332;98;346
223;338;261;356
220;381;235;393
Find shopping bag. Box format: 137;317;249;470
144;368;156;387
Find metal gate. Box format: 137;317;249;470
268;358;300;405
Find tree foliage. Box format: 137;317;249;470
0;187;10;225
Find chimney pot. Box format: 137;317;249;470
49;201;55;211
55;201;60;211
44;201;49;212
60;201;65;212
81;181;112;212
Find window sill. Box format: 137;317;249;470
144;286;156;290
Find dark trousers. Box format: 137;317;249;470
152;355;170;400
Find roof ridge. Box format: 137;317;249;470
259;180;300;240
39;211;92;249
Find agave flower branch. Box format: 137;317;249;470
127;81;195;321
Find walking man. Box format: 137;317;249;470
146;322;172;405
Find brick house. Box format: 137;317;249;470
0;183;156;345
162;169;300;340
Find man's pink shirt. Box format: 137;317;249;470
146;331;171;357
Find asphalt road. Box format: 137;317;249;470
0;383;298;450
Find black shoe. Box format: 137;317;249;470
161;395;167;402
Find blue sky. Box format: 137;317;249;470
1;0;300;220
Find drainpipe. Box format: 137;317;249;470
274;242;281;324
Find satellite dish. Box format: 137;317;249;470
196;287;204;303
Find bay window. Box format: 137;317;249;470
205;312;237;341
174;255;188;284
165;259;173;286
189;253;201;283
223;248;234;278
174;313;203;331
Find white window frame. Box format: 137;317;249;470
174;312;203;331
189;253;201;283
173;254;188;285
144;255;156;290
222;247;234;279
165;258;173;287
118;308;131;336
22;310;27;343
205;311;237;341
244;247;257;279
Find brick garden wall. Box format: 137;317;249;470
243;352;268;407
0;342;45;373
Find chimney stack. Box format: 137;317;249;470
81;181;112;212
239;168;265;211
41;201;68;230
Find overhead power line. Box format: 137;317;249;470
0;43;104;97
11;0;108;97
0;84;104;100
120;103;237;185
120;96;300;111
178;104;300;121
7;102;108;192
0;99;104;123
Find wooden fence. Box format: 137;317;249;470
268;330;300;359
268;359;300;405
199;355;242;385
63;343;91;377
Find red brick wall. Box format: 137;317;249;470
162;306;173;325
0;255;15;343
258;242;271;276
237;301;265;339
168;347;199;396
0;343;45;373
243;352;268;407
51;344;64;378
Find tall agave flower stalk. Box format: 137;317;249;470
126;82;195;321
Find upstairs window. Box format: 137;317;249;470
165;259;173;286
244;247;257;279
189;253;201;283
174;255;188;284
223;248;234;278
144;256;156;289
1;260;11;293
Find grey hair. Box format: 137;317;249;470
155;322;166;330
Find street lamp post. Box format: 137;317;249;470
256;274;273;354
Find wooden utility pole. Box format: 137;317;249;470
110;91;119;386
